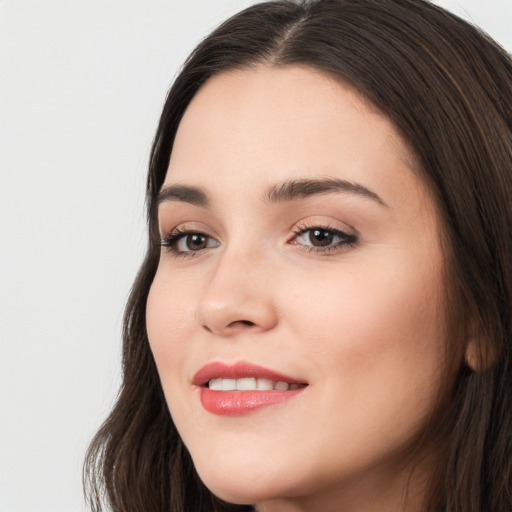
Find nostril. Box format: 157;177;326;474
230;320;255;328
202;320;255;334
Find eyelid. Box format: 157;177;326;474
158;220;215;237
159;222;220;257
288;219;358;254
158;217;358;258
290;217;357;238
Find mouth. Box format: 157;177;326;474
193;360;308;389
193;361;308;416
206;377;305;391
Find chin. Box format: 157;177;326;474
197;469;270;505
191;451;292;505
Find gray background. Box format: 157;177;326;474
1;1;511;510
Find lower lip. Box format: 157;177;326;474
199;387;304;416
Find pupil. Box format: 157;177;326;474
187;234;207;250
310;229;333;246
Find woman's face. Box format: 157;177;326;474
146;66;447;510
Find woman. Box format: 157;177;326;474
84;1;512;510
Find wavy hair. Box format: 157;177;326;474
84;1;512;510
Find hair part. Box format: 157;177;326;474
84;1;512;511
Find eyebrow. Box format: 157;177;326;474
156;178;387;209
156;184;209;207
265;178;387;206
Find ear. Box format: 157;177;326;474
465;333;496;372
464;337;480;372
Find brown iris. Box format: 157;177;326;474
309;229;334;247
186;234;209;251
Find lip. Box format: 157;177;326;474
192;361;305;386
193;361;307;416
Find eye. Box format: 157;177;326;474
160;229;220;255
291;226;357;252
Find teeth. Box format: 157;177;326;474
221;378;236;391
237;378;256;390
207;378;297;391
209;378;223;391
257;378;274;390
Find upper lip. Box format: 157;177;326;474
192;361;307;387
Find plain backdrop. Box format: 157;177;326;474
0;1;510;511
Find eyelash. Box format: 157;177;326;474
159;225;358;258
159;227;217;258
290;224;358;254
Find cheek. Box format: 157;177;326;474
146;271;207;437
283;250;445;411
293;245;442;341
146;270;196;387
273;257;446;475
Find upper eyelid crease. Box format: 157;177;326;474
155;178;387;211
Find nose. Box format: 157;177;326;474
196;251;278;337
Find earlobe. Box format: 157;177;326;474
464;334;496;373
464;338;480;372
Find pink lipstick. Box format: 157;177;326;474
193;361;307;416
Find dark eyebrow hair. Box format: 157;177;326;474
265;178;387;206
156;184;209;207
156;178;387;210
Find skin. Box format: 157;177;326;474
146;65;449;511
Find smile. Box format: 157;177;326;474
207;378;303;391
193;362;308;416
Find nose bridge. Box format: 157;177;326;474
196;240;278;336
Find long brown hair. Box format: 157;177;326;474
84;1;512;511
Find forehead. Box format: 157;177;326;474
165;65;424;212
